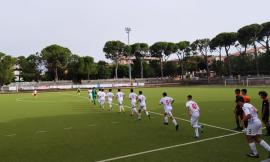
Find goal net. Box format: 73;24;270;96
224;79;245;86
246;77;270;87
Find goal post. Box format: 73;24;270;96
246;77;270;87
224;79;245;86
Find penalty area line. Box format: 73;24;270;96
96;131;241;162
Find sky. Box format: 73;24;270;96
0;0;269;61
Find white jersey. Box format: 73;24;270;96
33;90;37;95
160;96;174;110
116;92;124;101
129;92;137;103
138;95;146;106
99;92;106;101
107;92;114;101
186;100;200;116
97;91;101;98
242;103;260;124
88;90;92;95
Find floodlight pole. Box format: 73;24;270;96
125;27;132;85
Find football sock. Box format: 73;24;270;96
195;128;199;137
260;140;270;152
172;118;178;126
249;142;258;155
145;111;149;116
164;116;169;123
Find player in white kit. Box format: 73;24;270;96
186;95;203;138
116;89;125;113
129;89;139;117
137;91;150;119
97;89;102;105
159;92;179;130
107;89;114;111
236;97;270;158
98;89;106;109
33;89;37;98
88;88;93;103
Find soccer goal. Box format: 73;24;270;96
246;77;270;87
224;79;245;86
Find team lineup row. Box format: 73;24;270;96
85;88;202;138
85;88;270;159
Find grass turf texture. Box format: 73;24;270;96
0;87;270;162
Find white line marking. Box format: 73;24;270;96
63;93;238;133
150;111;239;133
64;127;73;130
96;132;241;162
16;98;23;102
88;124;97;127
5;134;16;137
113;103;239;133
36;130;48;134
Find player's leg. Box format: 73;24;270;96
137;107;142;119
246;135;259;158
143;106;150;119
246;123;259;158
191;115;200;138
121;102;125;112
118;102;122;112
168;112;179;130
130;102;135;116
234;109;241;130
132;108;139;119
256;136;270;154
163;113;169;125
93;96;96;105
101;100;105;109
263;117;270;136
119;101;124;113
254;122;270;155
90;95;93;102
108;100;112;111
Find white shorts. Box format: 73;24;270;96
89;94;93;99
191;113;200;128
100;100;105;105
164;108;173;117
246;121;262;136
118;100;123;106
131;107;138;113
131;101;136;108
108;99;112;105
139;105;147;111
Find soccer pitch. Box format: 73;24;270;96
1;87;270;162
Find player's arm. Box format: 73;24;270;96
185;103;191;117
188;109;192;116
171;99;174;104
159;99;162;105
242;108;251;121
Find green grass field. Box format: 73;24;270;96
1;86;270;162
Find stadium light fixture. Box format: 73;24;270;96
125;27;132;84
